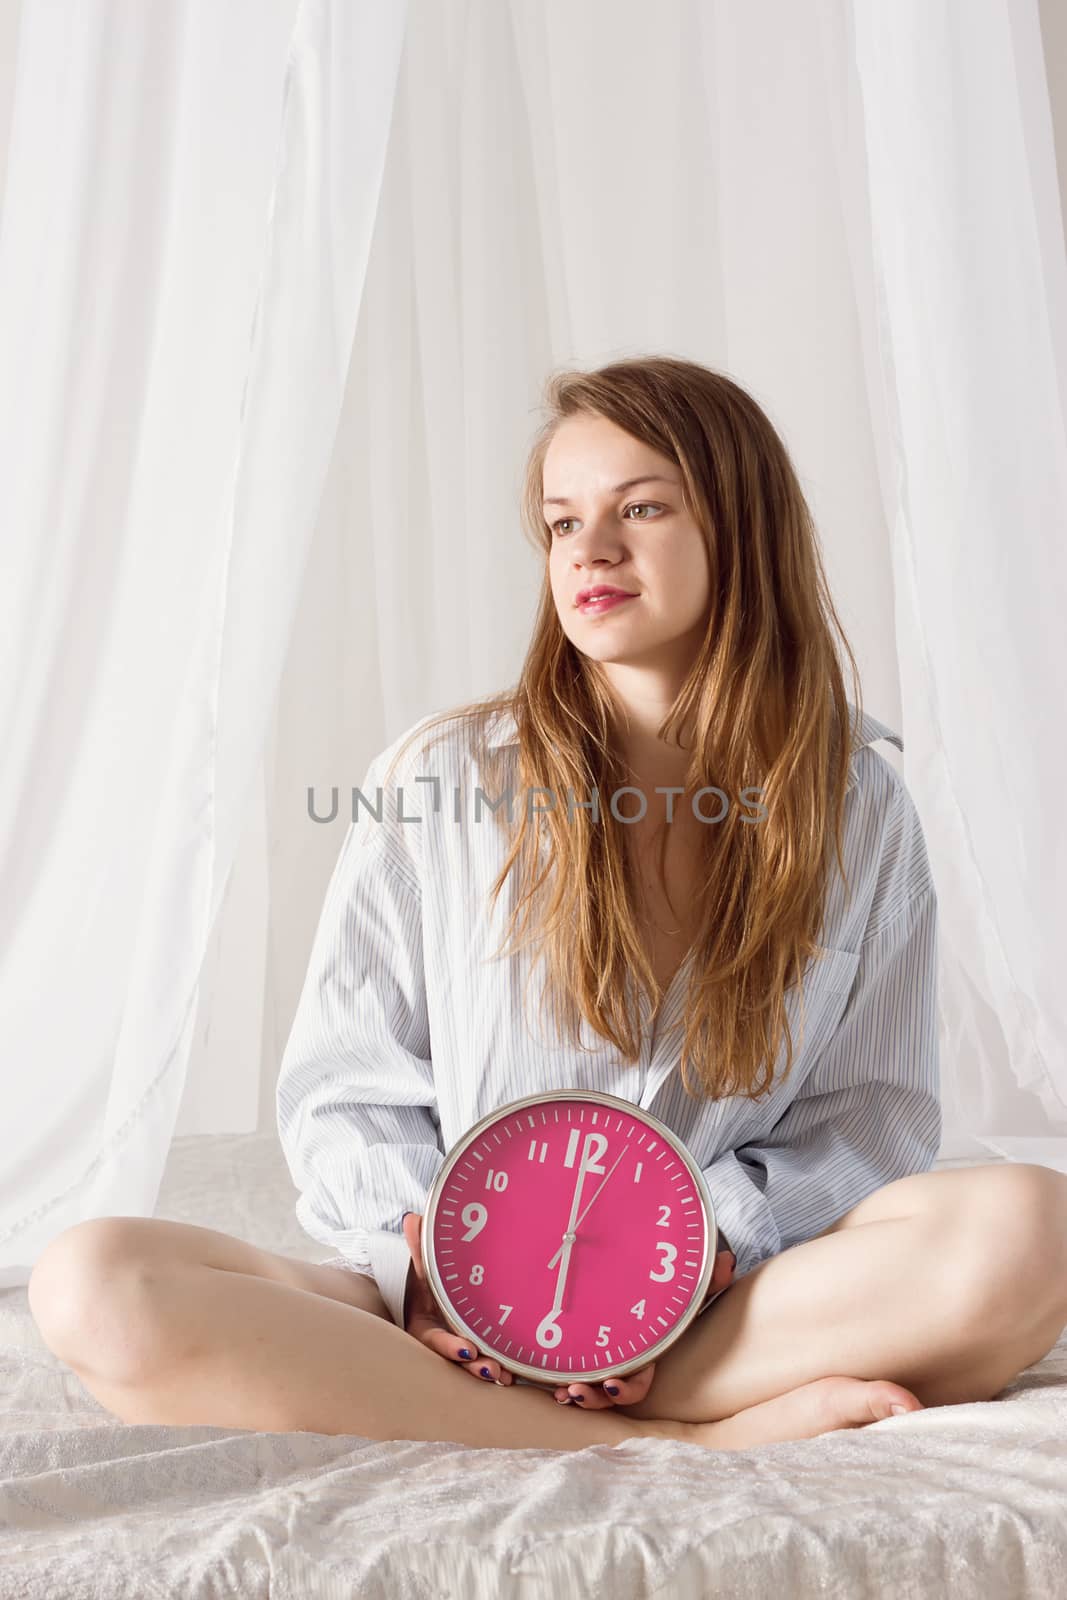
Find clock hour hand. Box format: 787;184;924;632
546;1144;630;1271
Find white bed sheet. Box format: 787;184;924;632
0;1133;1064;1599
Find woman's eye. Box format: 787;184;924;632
551;503;662;536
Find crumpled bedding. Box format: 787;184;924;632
0;1134;1064;1600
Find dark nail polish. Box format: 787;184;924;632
459;1349;472;1360
573;1394;585;1403
605;1384;620;1396
480;1367;492;1379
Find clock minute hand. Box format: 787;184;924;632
546;1144;630;1272
550;1232;575;1316
548;1153;591;1309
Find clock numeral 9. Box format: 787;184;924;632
460;1203;487;1240
649;1240;678;1282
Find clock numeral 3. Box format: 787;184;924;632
649;1241;677;1283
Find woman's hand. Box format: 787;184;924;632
551;1246;737;1410
401;1212;514;1385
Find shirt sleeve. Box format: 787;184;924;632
275;751;444;1331
702;881;942;1283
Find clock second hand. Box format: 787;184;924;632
546;1144;630;1272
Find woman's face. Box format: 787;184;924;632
544;414;711;680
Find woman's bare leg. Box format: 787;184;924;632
618;1162;1067;1424
28;1216;922;1451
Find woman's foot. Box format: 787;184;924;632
643;1375;925;1451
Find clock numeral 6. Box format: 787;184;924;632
649;1240;678;1283
596;1324;612;1346
536;1312;563;1349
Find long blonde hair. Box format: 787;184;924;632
384;355;862;1102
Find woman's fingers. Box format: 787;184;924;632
401;1215;513;1383
408;1296;513;1382
554;1362;657;1409
552;1381;612;1409
710;1248;737;1294
413;1321;512;1382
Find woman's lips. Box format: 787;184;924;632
576;593;637;615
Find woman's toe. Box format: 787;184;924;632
864;1379;924;1422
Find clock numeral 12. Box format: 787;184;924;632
564;1129;607;1172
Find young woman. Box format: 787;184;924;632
29;358;1067;1455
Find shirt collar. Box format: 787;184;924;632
483;703;903;756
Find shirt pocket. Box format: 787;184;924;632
787;943;862;1063
801;944;861;996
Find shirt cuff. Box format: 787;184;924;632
702;1151;782;1281
367;1228;415;1331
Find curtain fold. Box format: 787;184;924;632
0;0;408;1283
846;0;1067;1157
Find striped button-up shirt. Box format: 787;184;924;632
277;703;941;1331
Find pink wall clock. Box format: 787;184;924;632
421;1089;718;1387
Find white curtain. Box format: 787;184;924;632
842;0;1067;1163
0;0;409;1284
1;0;1064;1285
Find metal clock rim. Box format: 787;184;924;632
421;1087;719;1387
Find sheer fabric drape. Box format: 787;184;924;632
1;0;1064;1284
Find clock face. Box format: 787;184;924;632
423;1091;715;1384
